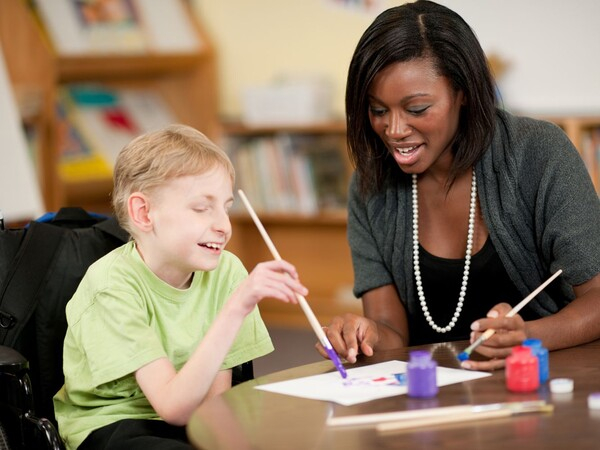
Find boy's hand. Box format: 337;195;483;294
231;260;307;315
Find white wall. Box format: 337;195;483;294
439;0;600;115
194;0;600;118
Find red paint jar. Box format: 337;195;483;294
505;345;539;393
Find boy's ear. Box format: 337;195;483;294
128;192;153;233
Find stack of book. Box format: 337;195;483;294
228;134;348;214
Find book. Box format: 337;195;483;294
34;0;202;55
56;83;178;182
278;134;318;214
55;98;112;183
299;135;348;210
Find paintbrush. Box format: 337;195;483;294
457;269;563;362
237;189;347;379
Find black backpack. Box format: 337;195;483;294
0;207;129;424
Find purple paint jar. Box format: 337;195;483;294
407;350;438;398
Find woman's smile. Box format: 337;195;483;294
390;143;423;165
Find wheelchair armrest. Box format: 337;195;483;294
232;360;254;386
0;345;29;373
0;344;33;411
0;346;65;449
23;413;66;450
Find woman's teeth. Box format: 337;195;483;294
396;145;417;156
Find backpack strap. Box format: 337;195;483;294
46;206;100;228
95;217;130;244
0;221;66;346
51;206;129;243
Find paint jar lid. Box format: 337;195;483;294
588;393;600;410
550;378;574;394
522;338;542;348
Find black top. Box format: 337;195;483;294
409;237;539;345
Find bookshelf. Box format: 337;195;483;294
223;116;600;328
223;121;351;214
543;116;600;193
222;122;362;327
0;0;219;213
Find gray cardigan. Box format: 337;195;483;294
348;110;600;319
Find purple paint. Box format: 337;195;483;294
407;350;438;398
325;346;347;379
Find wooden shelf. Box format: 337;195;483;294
227;212;361;328
221;120;347;136
541;116;600;192
0;0;219;212
230;209;347;225
0;0;57;211
57;53;210;81
224;122;357;327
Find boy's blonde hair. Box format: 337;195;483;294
112;124;235;235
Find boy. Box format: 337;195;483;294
53;124;307;449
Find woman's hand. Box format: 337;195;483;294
461;302;528;371
316;285;409;363
316;313;380;363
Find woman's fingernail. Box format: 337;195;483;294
461;361;472;369
471;321;480;331
347;348;357;361
487;310;499;318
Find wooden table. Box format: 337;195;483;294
187;340;600;449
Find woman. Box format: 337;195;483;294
319;0;600;372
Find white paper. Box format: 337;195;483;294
34;0;87;55
0;45;44;222
255;360;491;406
136;0;201;53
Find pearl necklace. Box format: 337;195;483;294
412;170;477;333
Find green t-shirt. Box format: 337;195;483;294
53;241;273;449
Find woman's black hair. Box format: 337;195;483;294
345;0;497;195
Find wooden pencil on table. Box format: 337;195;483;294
327;400;550;429
376;401;553;433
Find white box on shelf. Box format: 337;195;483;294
242;78;332;126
